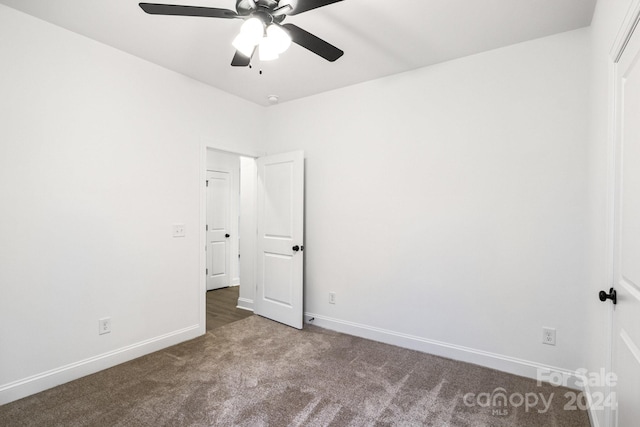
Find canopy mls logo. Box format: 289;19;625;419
462;387;553;417
463;368;618;417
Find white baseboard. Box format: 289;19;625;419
304;313;596;395
0;324;201;405
1;313;604;427
305;312;566;379
237;297;254;312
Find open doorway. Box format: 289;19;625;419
201;147;305;331
205;149;257;330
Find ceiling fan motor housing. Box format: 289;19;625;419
236;0;279;15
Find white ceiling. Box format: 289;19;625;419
0;0;596;106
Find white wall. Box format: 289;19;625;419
239;156;257;311
0;4;262;403
0;0;618;412
265;28;592;377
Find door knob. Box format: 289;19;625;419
599;288;617;305
225;233;230;238
292;245;300;252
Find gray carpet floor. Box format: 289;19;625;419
0;316;590;426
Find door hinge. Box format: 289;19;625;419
206;180;209;187
206;224;208;231
206;268;208;275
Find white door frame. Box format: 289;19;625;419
198;143;264;335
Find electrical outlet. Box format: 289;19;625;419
329;292;336;304
99;317;111;335
542;327;556;346
172;223;185;237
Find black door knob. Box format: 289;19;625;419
225;233;230;238
292;245;300;252
599;288;617;305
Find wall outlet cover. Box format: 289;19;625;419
172;224;185;237
329;292;336;304
99;317;112;335
542;327;556;346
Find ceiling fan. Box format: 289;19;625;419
139;0;345;66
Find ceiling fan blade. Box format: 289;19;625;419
231;49;254;67
282;23;344;62
139;3;239;19
272;4;293;17
286;0;344;16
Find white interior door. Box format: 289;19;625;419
610;18;640;427
206;170;231;291
255;151;304;329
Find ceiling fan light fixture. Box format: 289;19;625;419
232;33;257;57
266;24;291;54
232;17;264;57
259;37;279;61
239;17;264;43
